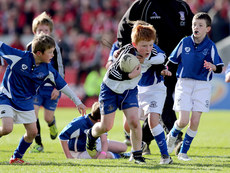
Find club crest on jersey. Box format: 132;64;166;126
150;12;161;19
185;47;191;53
22;64;28;70
179;11;185;26
202;49;208;56
37;72;45;79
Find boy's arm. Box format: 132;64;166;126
59;140;74;159
203;60;223;73
60;85;86;116
97;134;109;159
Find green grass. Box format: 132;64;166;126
0;108;230;173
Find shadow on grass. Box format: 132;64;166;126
0;159;226;172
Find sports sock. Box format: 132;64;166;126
151;124;168;156
35;118;42;146
13;136;32;159
180;128;197;154
110;152;121;159
171;120;183;138
132;150;142;159
48;116;56;127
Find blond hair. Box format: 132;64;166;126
131;20;156;44
32;12;54;33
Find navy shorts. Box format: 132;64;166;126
99;83;138;115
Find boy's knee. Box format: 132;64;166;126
1;126;13;136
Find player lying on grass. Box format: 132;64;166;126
0;34;86;164
59;102;127;159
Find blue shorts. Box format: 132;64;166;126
99;83;138;115
33;94;60;111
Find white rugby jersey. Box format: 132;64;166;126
169;35;224;81
0;41;67;111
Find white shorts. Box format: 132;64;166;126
0;105;36;124
138;82;166;121
70;138;110;159
173;78;212;112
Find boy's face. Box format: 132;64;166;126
192;19;211;39
35;24;51;35
134;40;154;63
38;47;55;63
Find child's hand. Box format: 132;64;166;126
161;69;172;76
128;64;141;79
77;103;86;116
204;60;216;71
51;88;59;100
137;55;145;64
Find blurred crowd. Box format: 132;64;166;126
0;0;230;85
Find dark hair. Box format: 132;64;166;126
193;12;211;27
90;102;101;121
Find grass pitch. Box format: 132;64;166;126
0;108;229;173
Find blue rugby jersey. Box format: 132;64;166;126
0;41;67;111
138;44;166;86
169;35;224;81
59;114;94;152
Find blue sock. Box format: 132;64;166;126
180;128;197;154
151;124;168;156
13;137;32;159
171;121;183;138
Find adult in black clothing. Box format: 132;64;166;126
117;0;194;155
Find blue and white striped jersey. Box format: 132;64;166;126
169;35;224;81
0;41;67;111
58;114;94;152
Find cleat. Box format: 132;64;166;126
86;129;97;158
9;156;29;165
129;150;146;164
175;141;183;156
134;156;146;164
166;133;177;154
29;144;44;153
178;153;192;161
160;154;173;164
49;123;58;140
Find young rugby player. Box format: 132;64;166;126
166;12;224;161
0;34;86;164
59;102;127;159
27;12;64;153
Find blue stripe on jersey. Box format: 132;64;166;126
138;44;165;86
0;42;67;111
59;114;94;152
169;35;224;81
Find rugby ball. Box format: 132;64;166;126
119;53;140;73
